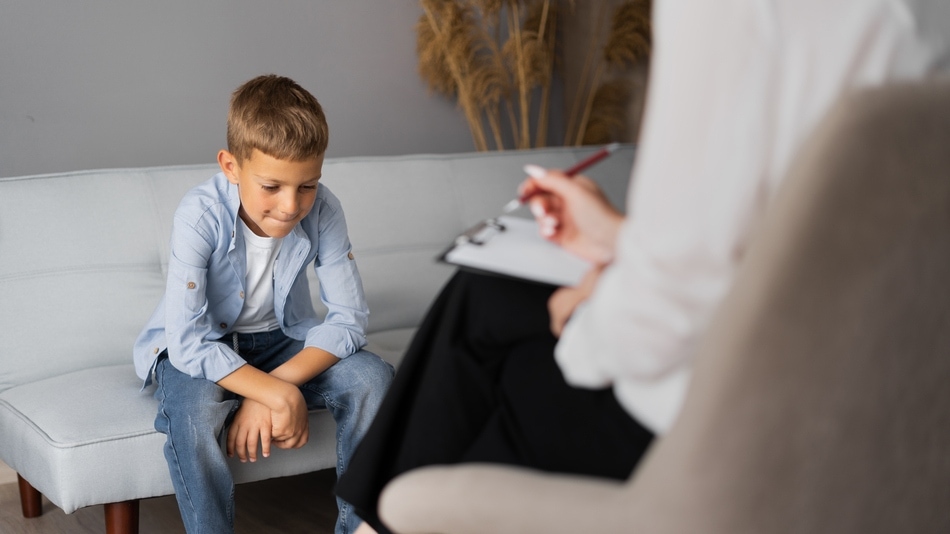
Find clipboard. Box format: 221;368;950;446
439;215;592;287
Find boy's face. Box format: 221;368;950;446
218;149;324;239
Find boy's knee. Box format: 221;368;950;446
311;350;393;412
155;371;238;439
163;398;238;438
357;350;395;387
344;350;394;401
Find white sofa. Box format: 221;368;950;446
0;146;634;533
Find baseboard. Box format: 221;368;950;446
0;460;16;486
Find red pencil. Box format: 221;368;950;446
503;142;622;213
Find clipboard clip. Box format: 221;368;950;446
455;218;507;246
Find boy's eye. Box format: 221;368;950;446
262;185;279;192
300;184;318;191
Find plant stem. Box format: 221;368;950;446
422;3;489;151
566;0;608;145
535;2;555;147
486;107;506;150
575;61;605;146
509;1;531;149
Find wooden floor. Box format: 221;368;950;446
0;469;339;533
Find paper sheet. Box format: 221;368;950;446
441;216;592;287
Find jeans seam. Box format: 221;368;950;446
156;361;201;530
337;414;350;534
227;484;235;528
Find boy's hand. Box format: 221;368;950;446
218;348;338;455
217;365;311;454
227;398;273;462
269;388;310;449
263;345;339;449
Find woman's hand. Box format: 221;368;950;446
548;265;605;337
520;165;624;266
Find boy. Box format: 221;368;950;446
134;74;393;534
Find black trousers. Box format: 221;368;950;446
335;271;654;533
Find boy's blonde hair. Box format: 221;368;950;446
226;75;329;163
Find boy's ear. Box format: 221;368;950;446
218;150;241;184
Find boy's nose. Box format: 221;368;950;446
279;194;299;215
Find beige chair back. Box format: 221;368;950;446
623;80;950;533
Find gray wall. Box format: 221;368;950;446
0;1;480;178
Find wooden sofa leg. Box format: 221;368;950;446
17;474;43;518
104;500;140;534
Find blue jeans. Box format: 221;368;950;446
153;329;394;534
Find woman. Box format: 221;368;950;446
339;1;950;532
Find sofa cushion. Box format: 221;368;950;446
366;327;419;367
0;364;337;513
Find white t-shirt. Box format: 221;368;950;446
232;218;283;333
555;0;950;434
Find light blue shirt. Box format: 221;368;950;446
133;172;368;385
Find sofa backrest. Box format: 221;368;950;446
0;146;634;393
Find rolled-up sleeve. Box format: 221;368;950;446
164;216;246;382
303;189;369;358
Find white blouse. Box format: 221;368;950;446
555;0;950;434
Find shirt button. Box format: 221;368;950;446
187;282;196;289
239;291;245;299
220;323;228;329
153;347;159;354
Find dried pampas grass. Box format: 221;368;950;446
417;0;492;150
416;0;558;150
567;0;651;146
415;0;650;150
582;78;633;145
